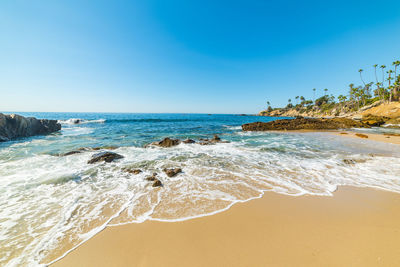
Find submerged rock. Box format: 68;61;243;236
149;137;181;148
182;139;196;144
0;113;61;142
92;146;118;151
242;117;367;131
163;168;182;177
87;151;124;164
61;150;82;156
145;173;158;181
124;168;142;175
343;158;368;165
212;134;221;142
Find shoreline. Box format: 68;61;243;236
45;129;400;266
51;186;400;267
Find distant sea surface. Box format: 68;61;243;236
1;112;400;266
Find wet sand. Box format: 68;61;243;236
334;131;400;145
52;186;400;267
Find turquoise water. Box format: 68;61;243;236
1;112;400;266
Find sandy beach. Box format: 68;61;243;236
334;131;400;145
52;186;400;267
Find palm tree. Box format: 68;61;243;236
324;88;328;95
295;96;299;105
381;65;386;87
393;61;400;101
373;64;381;100
312;88;316;102
359;69;366;86
388;70;394;101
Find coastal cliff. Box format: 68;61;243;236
0;113;61;142
259;102;400;127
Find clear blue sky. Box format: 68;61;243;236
1;0;400;113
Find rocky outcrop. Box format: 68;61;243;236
87;151;124;164
198;135;230;145
361;114;388;127
0;113;61;142
242;117;367;131
163;168;182;177
148;135;229;147
149;137;181;148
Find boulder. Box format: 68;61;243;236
242;117;367;131
0;113;61;142
152;179;163;187
149;137;181;148
163;168;182;177
87;151;124;164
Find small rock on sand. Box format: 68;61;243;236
163;168;182;177
355;133;368;139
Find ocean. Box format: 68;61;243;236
1;112;400;266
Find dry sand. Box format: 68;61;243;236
52;186;400;267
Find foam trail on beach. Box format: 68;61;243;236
1;113;400;266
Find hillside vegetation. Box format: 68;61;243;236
261;61;400;120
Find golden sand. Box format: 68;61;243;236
52;186;400;267
335;131;400;145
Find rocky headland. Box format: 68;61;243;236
242;117;367;131
0;113;61;142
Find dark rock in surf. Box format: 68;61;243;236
124;168;142;175
182;139;196;144
152;179;163;187
0;113;61;142
149;137;181;148
145;173;158;181
212;135;221;142
61;150;82;156
87;151;124;164
198;135;229;145
92;146;118;151
163;168;182;177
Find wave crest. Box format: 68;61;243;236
58;118;106;125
